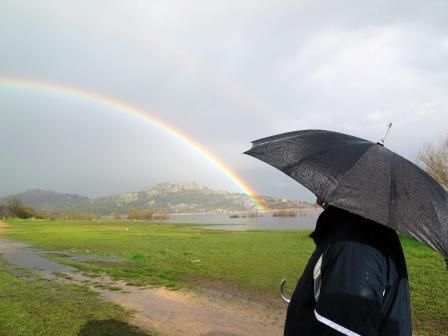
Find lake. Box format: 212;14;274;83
165;208;322;231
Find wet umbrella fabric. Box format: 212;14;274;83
245;129;448;261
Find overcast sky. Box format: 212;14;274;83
1;0;447;201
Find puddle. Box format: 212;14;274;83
44;251;123;264
0;239;74;276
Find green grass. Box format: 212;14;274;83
4;219;448;335
0;258;153;336
400;238;448;335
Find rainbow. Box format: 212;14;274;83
0;76;267;211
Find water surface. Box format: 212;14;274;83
166;209;322;231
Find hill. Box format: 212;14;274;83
0;189;90;213
0;182;315;214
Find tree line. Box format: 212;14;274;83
0;196;169;221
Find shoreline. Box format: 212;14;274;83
169;206;319;216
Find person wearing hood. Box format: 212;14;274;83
284;200;412;336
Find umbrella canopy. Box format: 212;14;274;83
245;129;448;261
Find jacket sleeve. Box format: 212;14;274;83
311;240;388;336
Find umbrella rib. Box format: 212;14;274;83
324;144;378;203
281;141;372;174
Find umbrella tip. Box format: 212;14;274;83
377;122;393;146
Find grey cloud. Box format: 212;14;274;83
1;0;447;200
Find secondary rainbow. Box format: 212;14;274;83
0;76;267;211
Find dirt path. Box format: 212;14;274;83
0;222;285;336
106;283;284;336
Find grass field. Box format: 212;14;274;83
3;219;448;335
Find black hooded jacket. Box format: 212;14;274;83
284;206;412;336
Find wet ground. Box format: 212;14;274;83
0;222;285;336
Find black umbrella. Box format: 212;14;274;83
245;129;448;261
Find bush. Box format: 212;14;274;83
16;207;35;219
127;208;154;220
34;211;51;220
1;197;38;219
272;209;297;217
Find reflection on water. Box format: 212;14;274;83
166;208;322;231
